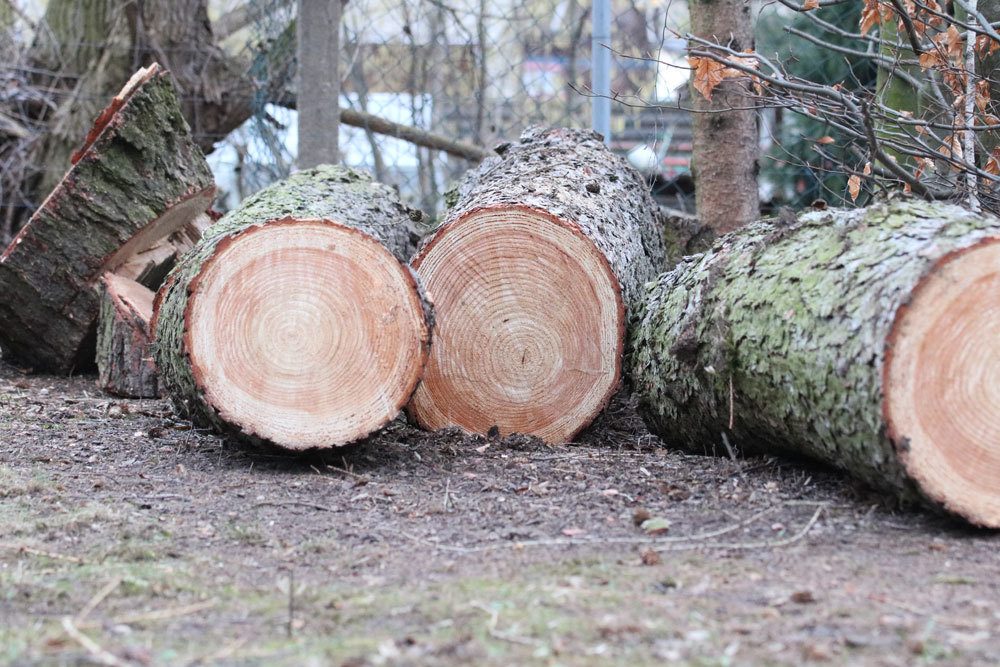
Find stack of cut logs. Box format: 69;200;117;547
1;66;998;528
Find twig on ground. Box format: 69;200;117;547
251;501;336;512
76;576;122;623
61;617;128;667
0;542;85;563
399;506;785;553
95;599;218;628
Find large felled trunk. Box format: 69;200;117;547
408;126;665;444
96;273;159;398
0;65;215;373
629;200;1000;527
154;166;431;450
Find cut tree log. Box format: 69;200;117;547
0;64;215;372
96;274;159;398
154;165;431;450
408;126;665;444
629;200;1000;527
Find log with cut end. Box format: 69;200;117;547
0;64;215;372
96;274;159;398
629;200;1000;527
154;165;430;450
408;127;665;444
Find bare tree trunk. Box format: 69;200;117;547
689;0;758;233
297;0;341;167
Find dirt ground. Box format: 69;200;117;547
0;361;998;666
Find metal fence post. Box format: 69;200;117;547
591;0;611;144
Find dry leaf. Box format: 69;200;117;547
863;162;872;175
803;0;819;9
985;149;1000;176
816;136;835;144
848;174;861;202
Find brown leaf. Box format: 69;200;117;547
985;150;1000;176
640;548;662;566
848;174;861;202
863;161;872;176
816;136;836;145
803;0;820;9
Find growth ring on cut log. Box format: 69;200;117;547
884;238;1000;523
182;218;429;449
408;127;664;444
410;206;624;444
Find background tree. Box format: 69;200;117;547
688;0;759;233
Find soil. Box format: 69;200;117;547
1;361;998;666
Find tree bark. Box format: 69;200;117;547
689;0;759;233
630;200;1000;527
297;0;341;167
408;126;666;444
0;65;215;373
154;165;431;450
96;273;159;398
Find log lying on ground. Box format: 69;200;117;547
154;165;430;450
630;200;1000;527
408;127;665;444
96;274;159;398
0;64;215;372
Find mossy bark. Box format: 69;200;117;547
629;199;1000;507
153;165;427;443
0;67;214;373
439;126;666;316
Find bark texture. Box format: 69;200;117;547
153;165;427;446
0;65;214;372
96;273;159;399
441;126;666;313
629;199;1000;517
689;0;759;233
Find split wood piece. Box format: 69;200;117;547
408;126;665;444
629;200;1000;528
96;274;159;398
116;213;213;289
0;64;215;372
154;165;430;450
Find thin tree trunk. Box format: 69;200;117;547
689;0;758;233
297;0;341;167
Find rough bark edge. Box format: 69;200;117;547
409;202;626;441
71;65;160;165
158;216;433;449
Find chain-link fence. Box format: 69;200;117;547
213;0;694;218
